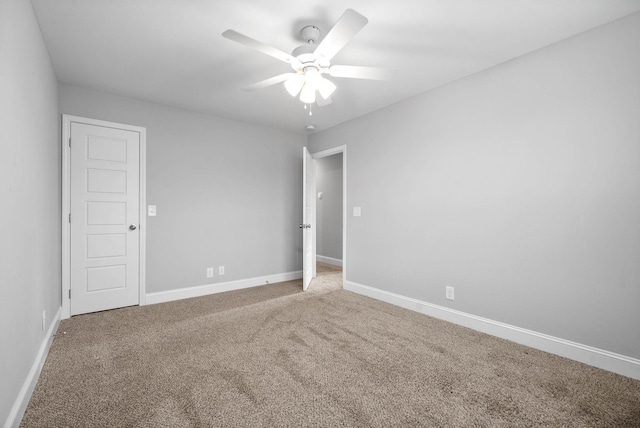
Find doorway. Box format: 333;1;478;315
303;145;346;290
315;152;343;268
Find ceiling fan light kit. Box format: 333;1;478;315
300;82;316;104
284;74;305;96
222;9;393;112
317;77;337;100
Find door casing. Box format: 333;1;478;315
61;114;147;319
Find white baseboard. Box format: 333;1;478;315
5;307;61;428
145;270;303;305
344;280;640;380
316;255;343;267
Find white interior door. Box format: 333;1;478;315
302;147;316;291
70;122;140;315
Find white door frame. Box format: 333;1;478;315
311;145;347;285
61;114;147;319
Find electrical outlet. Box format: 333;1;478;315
206;267;214;278
445;286;455;301
218;266;225;275
42;310;46;331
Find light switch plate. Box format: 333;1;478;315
353;207;361;217
148;205;157;216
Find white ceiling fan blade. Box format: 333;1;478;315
223;30;301;68
328;65;395;81
316;95;332;107
313;9;368;61
243;73;294;91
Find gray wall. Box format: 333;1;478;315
0;0;61;423
309;13;640;359
316;154;343;260
59;84;305;293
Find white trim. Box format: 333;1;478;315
311;145;347;287
5;307;61;428
145;271;303;305
312;146;345;158
61;115;147;319
344;280;640;380
61;116;71;320
138;126;147;307
316;255;343;267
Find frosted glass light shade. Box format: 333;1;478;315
304;68;321;87
284;74;305;96
317;77;336;99
299;83;316;104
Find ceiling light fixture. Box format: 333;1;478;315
284;74;305;96
223;9;394;113
299;80;317;104
284;65;336;106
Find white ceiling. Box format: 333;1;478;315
30;0;640;135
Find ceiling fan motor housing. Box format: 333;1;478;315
291;45;315;66
291;26;322;66
292;25;332;70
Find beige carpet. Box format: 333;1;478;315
21;263;640;427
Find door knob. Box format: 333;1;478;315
129;224;137;230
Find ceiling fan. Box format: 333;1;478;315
222;9;393;107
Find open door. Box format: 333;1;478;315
302;147;315;290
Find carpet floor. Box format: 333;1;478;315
21;264;640;427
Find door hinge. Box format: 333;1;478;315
69;289;71;299
68;213;71;223
68;138;71;147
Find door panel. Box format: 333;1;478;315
70;122;140;315
87;169;127;193
86;135;128;162
86;265;127;292
86;201;127;225
86;234;126;258
303;147;315;291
